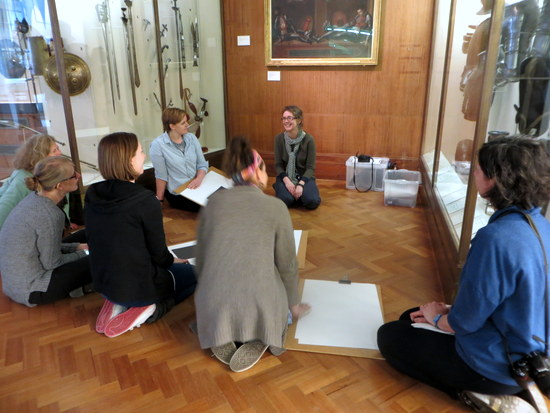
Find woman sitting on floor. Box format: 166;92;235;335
194;136;310;372
0;134;62;230
273;105;321;209
149;107;208;212
377;137;550;413
0;156;91;306
85;132;196;338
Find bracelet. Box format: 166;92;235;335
433;313;443;329
296;183;304;188
156;196;164;202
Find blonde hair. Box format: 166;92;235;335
13;134;57;171
98;132;140;181
25;156;74;192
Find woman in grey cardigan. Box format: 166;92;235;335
195;136;310;372
0;156;91;306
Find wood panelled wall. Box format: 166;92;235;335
221;0;435;179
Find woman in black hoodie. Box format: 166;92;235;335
85;132;196;338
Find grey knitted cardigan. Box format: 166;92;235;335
0;192;84;306
195;185;299;349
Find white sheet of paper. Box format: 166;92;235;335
168;230;303;265
411;322;454;335
179;170;233;206
295;280;384;350
294;230;301;255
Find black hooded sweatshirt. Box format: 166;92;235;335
84;180;174;305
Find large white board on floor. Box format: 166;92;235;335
285;279;385;359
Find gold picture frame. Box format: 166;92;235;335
265;0;382;66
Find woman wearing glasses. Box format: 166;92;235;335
0;156;91;306
273;105;321;209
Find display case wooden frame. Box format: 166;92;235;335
265;0;381;66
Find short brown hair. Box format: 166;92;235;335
14;134;57;171
161;107;188;133
98;132;140;181
478;136;550;210
25;156;74;192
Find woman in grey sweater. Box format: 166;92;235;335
0;156;91;306
195;136;310;373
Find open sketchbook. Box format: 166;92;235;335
174;167;233;207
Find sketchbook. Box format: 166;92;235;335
284;279;385;359
174;167;233;206
168;230;308;268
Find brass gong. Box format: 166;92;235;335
44;53;91;96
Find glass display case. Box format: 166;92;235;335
0;0;227;186
421;0;550;298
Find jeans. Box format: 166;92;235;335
272;176;321;209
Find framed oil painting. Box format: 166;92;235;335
265;0;381;66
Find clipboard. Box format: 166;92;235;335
284;279;385;359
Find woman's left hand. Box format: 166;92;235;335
77;243;89;251
174;258;189;264
293;185;303;199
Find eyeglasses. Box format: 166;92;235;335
60;172;79;182
281;116;296;121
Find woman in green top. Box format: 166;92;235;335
273;105;321;209
0;134;61;229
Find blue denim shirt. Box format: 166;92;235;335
149;132;208;194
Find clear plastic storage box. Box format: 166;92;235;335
345;156;389;191
383;170;422;208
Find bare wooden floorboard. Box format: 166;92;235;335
0;179;479;412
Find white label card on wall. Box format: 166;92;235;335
237;35;250;46
267;71;281;81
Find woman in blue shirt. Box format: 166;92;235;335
377;137;550;412
150;108;208;212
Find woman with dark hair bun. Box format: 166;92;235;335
195;136;310;373
85;132;196;338
378;137;550;412
273;105;321;209
0;156;90;306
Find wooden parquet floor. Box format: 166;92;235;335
0;179;474;412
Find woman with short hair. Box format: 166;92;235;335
85;132;196;338
149;107;208;212
377;137;550;413
0;156;90;306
